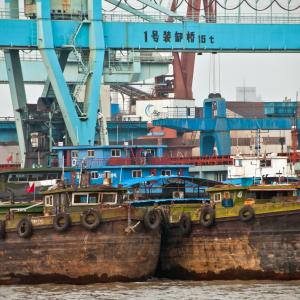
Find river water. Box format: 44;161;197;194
0;280;300;300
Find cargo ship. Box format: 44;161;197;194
157;183;300;280
0;182;162;284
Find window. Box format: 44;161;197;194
72;193;100;205
234;159;242;167
132;170;142;178
87;150;95;157
161;170;171;176
73;193;88;204
45;195;53;207
47;173;59;180
90;171;99;179
111;149;121;157
71;151;78;158
261;159;271;167
88;193;99;204
9;174;28;182
102;193;117;204
214;193;221;202
145;149;155;156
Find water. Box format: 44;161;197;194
0;280;300;300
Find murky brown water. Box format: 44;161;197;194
0;280;300;300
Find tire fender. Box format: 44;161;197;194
179;212;192;236
200;206;215;228
239;205;255;222
144;208;161;230
81;209;101;230
17;218;33;238
0;220;6;239
53;213;71;232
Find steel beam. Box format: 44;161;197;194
41;49;70;98
84;0;108;145
0;20;299;52
36;0;80;145
4;50;27;167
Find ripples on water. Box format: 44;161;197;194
0;280;300;300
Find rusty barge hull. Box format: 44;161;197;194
0;219;161;284
159;209;300;280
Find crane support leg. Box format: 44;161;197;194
4;50;27;167
36;0;106;146
41;50;70;98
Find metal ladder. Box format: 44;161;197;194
69;20;91;117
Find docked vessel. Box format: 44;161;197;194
0;183;162;284
158;183;300;280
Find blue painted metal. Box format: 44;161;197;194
36;0;107;146
0;120;18;143
0;20;299;52
153;97;300;155
1;7;300;150
4;50;27;167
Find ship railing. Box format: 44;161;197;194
102;13;300;24
10;201;43;213
107;155;233;166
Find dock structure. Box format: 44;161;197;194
0;0;299;166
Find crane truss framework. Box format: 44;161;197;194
1;0;300;151
153;97;300;156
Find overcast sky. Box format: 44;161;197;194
0;0;299;116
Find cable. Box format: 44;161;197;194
103;0;122;11
124;0;148;10
183;0;300;13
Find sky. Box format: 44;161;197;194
0;0;299;117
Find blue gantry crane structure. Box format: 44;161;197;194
1;0;300;165
153;95;300;155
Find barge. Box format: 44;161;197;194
0;183;162;284
157;183;300;280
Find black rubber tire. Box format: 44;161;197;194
239;205;255;222
160;209;170;236
0;220;6;239
144;209;161;230
17;218;33;238
179;212;192;236
81;209;101;230
200;206;215;228
53;213;71;232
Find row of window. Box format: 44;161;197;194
234;159;272;167
70;149;156;159
8;173;60;183
89;169;172;179
45;192;117;207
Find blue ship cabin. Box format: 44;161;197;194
51;145;191;186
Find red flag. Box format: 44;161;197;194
26;183;35;193
6;154;13;163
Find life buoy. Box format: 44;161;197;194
144;209;161;230
0;220;5;239
17;218;33;238
200;206;215;227
81;209;101;230
71;159;77;167
239;205;255;222
53;213;71;232
179;212;192;236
